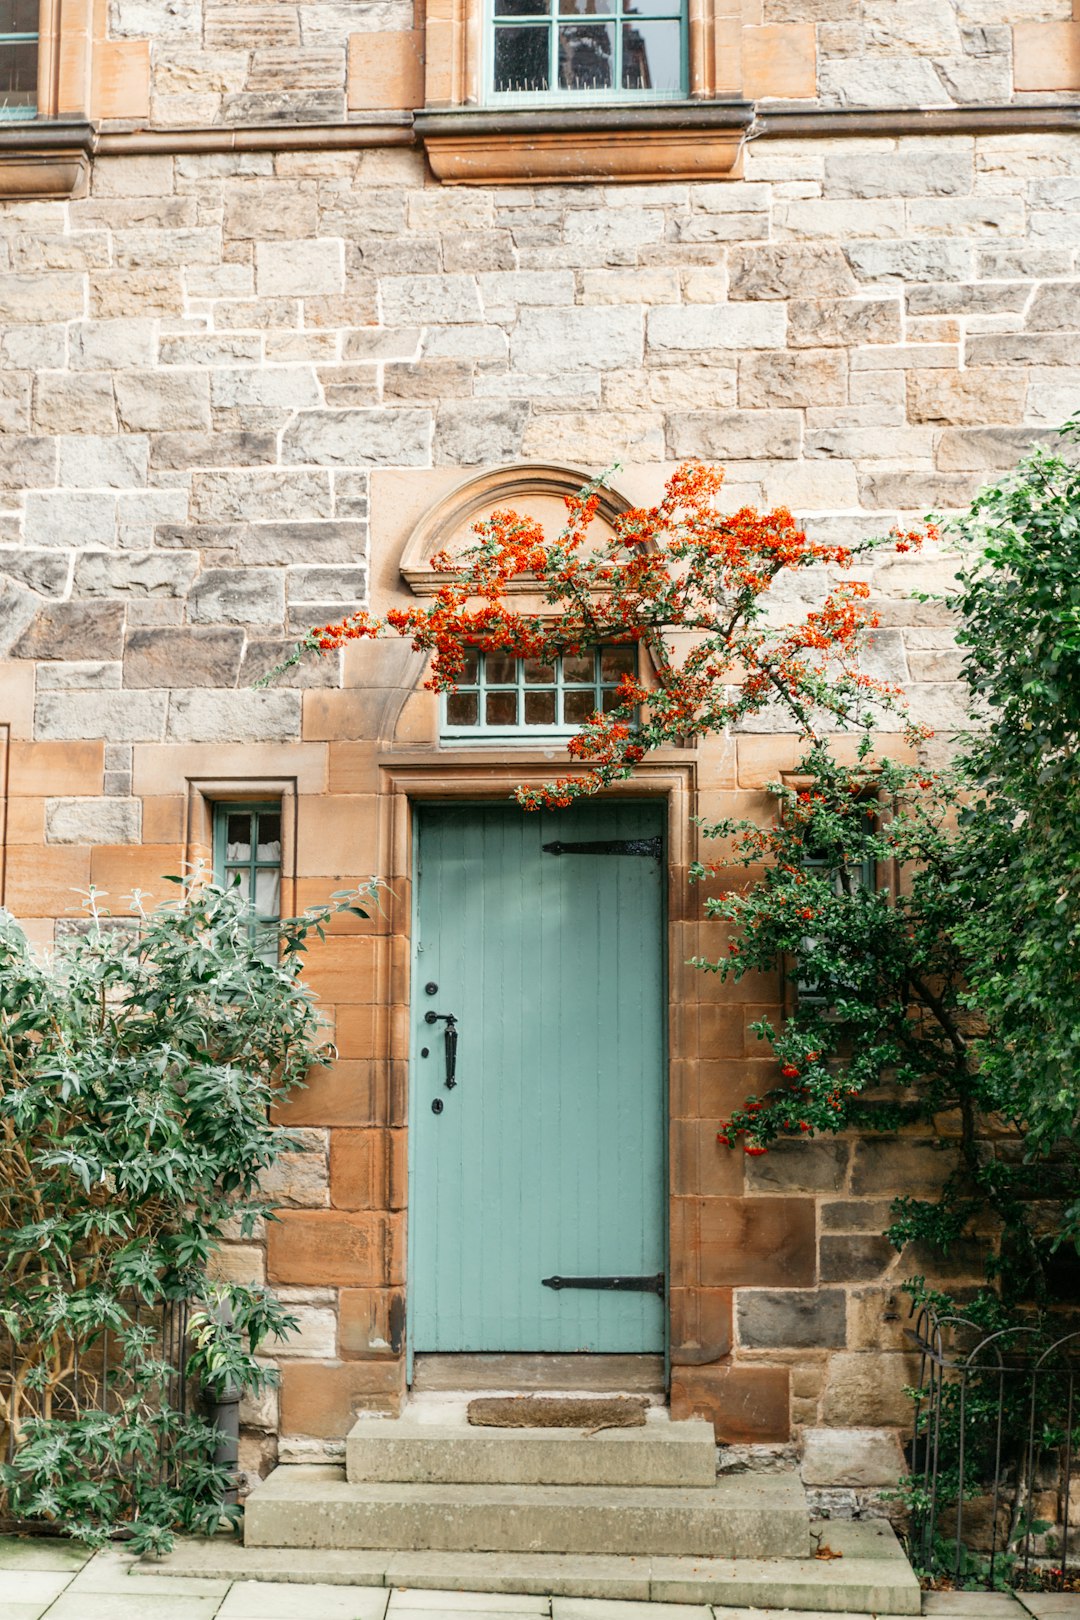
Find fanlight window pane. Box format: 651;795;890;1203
442;646;638;736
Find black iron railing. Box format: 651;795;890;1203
909;1303;1080;1590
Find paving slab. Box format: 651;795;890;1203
923;1595;1029;1615
389;1591;549;1612
5;1605;61;1620
553;1600;709;1619
0;1534;90;1571
1017;1598;1080;1618
0;1568;74;1605
67;1545;232;1597
46;1590;223;1620
712;1612;919;1620
217;1579;390;1618
135;1542;391;1587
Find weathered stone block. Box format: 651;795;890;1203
821;1351;921;1427
25;491;118;549
819;1234;895;1283
671;1365;790;1443
35;690;168;742
267;1209;404;1287
338;1288;405;1360
166;688;302;743
935;427;1058;472
281;410;432;468
647;304;784;352
287;566;366;603
34;373;118;435
433;401;529;465
739;350;848;409
13;602;125;663
845;241;972;283
801;1426;905;1487
746;1138;849;1194
851;1137;954;1195
788;297;901;348
115;370;211;431
190;470;333;522
0;435;57;491
512;306;644;372
239;522;367;566
737;1289;847;1349
728;244;856;300
0;551;70;596
666;410;802;460
149;431;279;470
0;273;86;323
58;435;149;489
254;238;346;298
74;551;199;597
824;151;971;200
189;568;286;626
123;626;245;688
46;797;141;845
907;370;1026;424
671;1196;816;1289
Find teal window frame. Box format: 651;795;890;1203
486;0;688;105
441;645;638;742
212;801;283;962
0;1;38;122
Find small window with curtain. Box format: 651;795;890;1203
0;0;38;120
213;802;283;963
489;0;685;101
442;644;638;739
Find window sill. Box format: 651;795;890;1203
0;119;95;199
413;100;753;184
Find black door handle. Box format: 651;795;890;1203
425;1010;458;1088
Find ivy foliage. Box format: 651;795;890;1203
698;425;1080;1301
0;873;376;1553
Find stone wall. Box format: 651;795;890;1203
0;130;1078;1480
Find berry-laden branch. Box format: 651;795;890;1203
268;463;931;807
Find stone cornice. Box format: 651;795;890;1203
0;119;95;200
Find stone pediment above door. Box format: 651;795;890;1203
399;463;634;597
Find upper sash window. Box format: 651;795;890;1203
0;0;38;120
489;0;686;102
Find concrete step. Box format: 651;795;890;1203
146;1519;921;1614
243;1464;810;1560
345;1412;717;1488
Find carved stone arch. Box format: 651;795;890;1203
399;462;634;597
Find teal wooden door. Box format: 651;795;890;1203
411;801;666;1353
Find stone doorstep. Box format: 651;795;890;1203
344;1413;718;1488
241;1465;810;1560
132;1520;922;1616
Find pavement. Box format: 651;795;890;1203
1;1537;1079;1620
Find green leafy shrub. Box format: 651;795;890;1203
0;873;375;1553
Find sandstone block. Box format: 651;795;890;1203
512;305;643;372
58;435;149;489
0;435;57;491
1026;281;1080;330
190;470;333;522
260;1148;330;1209
818;56;945;106
670;1286;733;1365
666;410;802;460
272;1305;339;1359
338;1287;405;1359
671;1196;816;1289
857;471;977;510
69;320;155;372
238;521;367;566
210;366;321;412
281;409;432;468
190;568;286;626
267;1209;404;1287
824;151;971;200
967;332;1077;366
739;350;847;409
737;1288;847;1349
935;427;1058;471
35;690;168;743
906;281;1029;317
149;431;279;470
255;239;346;298
907;369;1025;424
821;1351;920;1427
0;273;86;323
33;373;118;435
434;401;529;466
851;1137;955;1195
124;627;245;688
478;270;576;312
745;1138;849;1194
728;244;856;300
279;1357;402;1435
115;370;211;431
1014;20;1080;91
287;566;366;604
348;29;424;111
330;1129;406;1212
0;552;69;596
819;1234;895;1282
647;303;784;352
379;274;483;325
13;602;124;663
45;797;141;845
801;1426;905;1488
788;297;901;348
671;1365;790;1443
845;241;972;283
24;492;116;549
74;551;199;598
166;688;302;743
